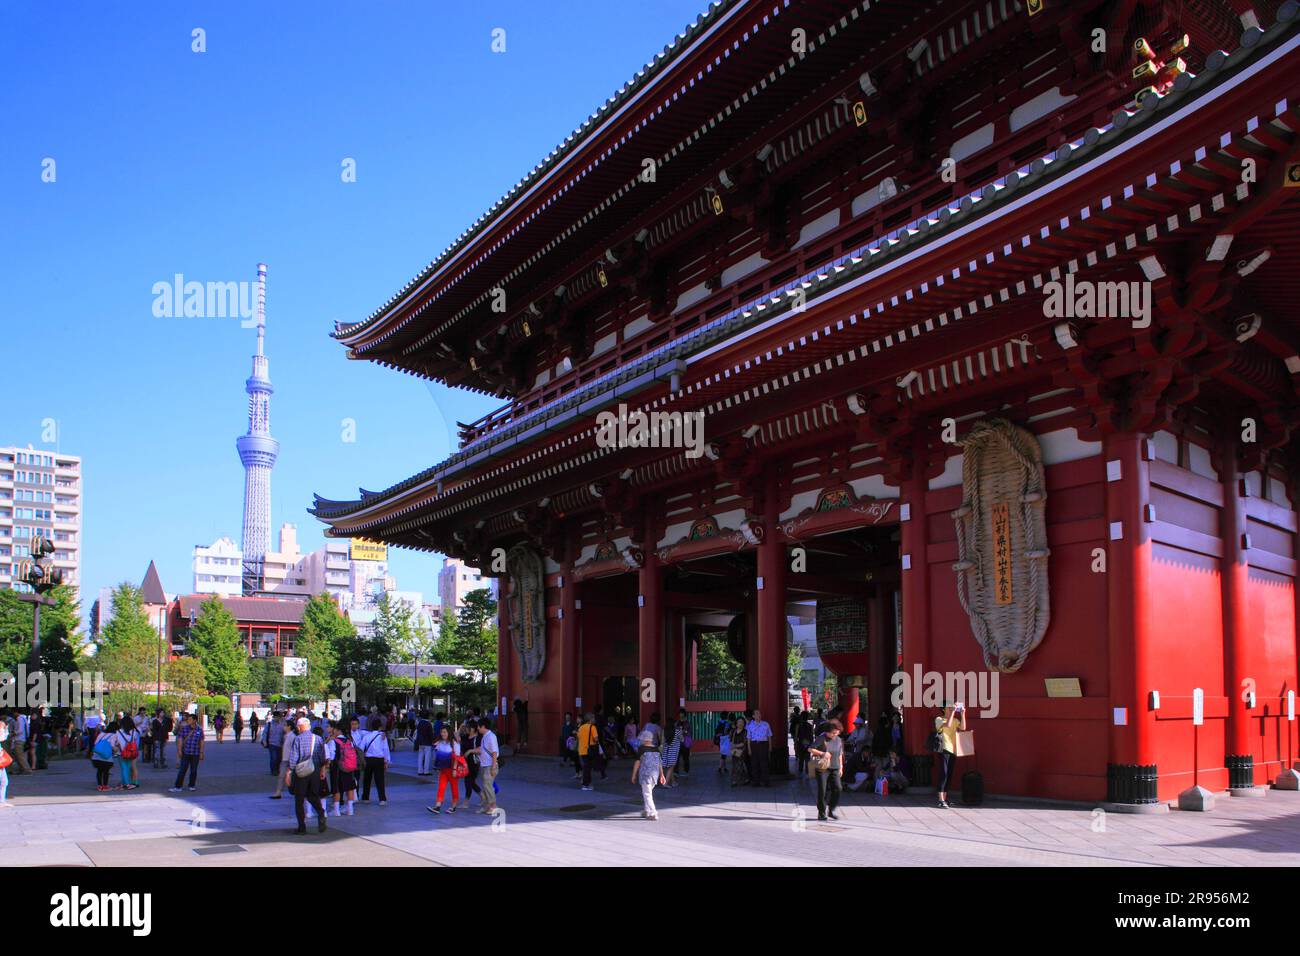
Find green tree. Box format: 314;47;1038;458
247;656;283;696
435;588;497;673
384;595;435;702
333;609;388;700
0;582;85;677
292;594;344;698
186;597;248;697
696;630;745;687
95;583;163;713
164;656;207;707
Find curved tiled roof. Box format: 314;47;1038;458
313;3;1300;526
332;0;739;342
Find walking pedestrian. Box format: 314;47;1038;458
326;720;358;817
112;718;141;790
270;717;295;799
285;718;328;835
11;711;33;775
136;708;153;764
808;718;844;820
576;713;601;791
631;730;665;820
458;719;481;809
559;712;580;778
90;721;116;792
728;717;750;787
249;710;260;746
746;709;773;787
263;711;285;777
213;711;226;744
359;716;390;805
662;719;682;788
793;711;814;777
425;725;462;814
0;717;13;807
675;709;692;776
469;718;500;814
169;712;204;792
934;702;966;809
415;711;435;776
233;711;244;744
715;713;732;775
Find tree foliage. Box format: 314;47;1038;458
186;597;248;698
294;594;344;699
696;630;745;687
434;588;497;673
95;583;163;712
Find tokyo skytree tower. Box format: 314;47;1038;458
236;263;280;595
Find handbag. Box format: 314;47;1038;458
809;750;831;774
294;738;319;778
452;754;469;779
0;748;11;770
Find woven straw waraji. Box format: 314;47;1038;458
506;542;547;683
951;418;1051;673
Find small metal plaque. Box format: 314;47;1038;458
1044;677;1082;698
192;845;247;856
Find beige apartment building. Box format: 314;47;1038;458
0;446;81;593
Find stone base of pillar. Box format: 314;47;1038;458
1271;769;1300;791
1228;786;1267;798
1100;800;1170;814
1177;785;1215;811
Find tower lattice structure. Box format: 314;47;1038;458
236;263;280;595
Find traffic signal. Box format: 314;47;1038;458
20;535;64;593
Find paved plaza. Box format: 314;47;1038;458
3;737;1299;867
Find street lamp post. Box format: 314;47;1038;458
15;535;63;709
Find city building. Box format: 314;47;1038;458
0;445;81;593
236;263;280;595
438;556;497;616
314;1;1300;806
170;592;307;659
193;535;243;597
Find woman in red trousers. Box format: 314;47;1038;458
425;725;462;815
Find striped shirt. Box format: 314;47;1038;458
288;732;322;770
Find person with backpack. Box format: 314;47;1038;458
425;724;462;815
326;720;358;817
169;712;204;792
213;711;226;744
113;718;141;790
808;718;844;821
358;716;391;805
933;702;966;809
270;718;296;800
559;712;580;778
90;720;116;792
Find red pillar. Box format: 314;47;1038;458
497;582;512;734
756;468;789;772
900;468;930;759
638;551;663;727
664;610;683;718
839;686;861;732
559;562;579;726
1104;432;1157;799
1219;440;1256;789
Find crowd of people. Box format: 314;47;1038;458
1;698;969;829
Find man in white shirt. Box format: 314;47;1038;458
746;709;773;787
12;712;33;773
473;719;500;814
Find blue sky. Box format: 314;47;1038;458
0;0;708;620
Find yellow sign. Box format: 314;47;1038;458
350;538;388;562
1285;162;1300;188
991;502;1012;606
1044;677;1083;698
1026;0;1043;15
710;192;724;216
852;101;867;127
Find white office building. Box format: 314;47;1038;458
193;535;244;597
